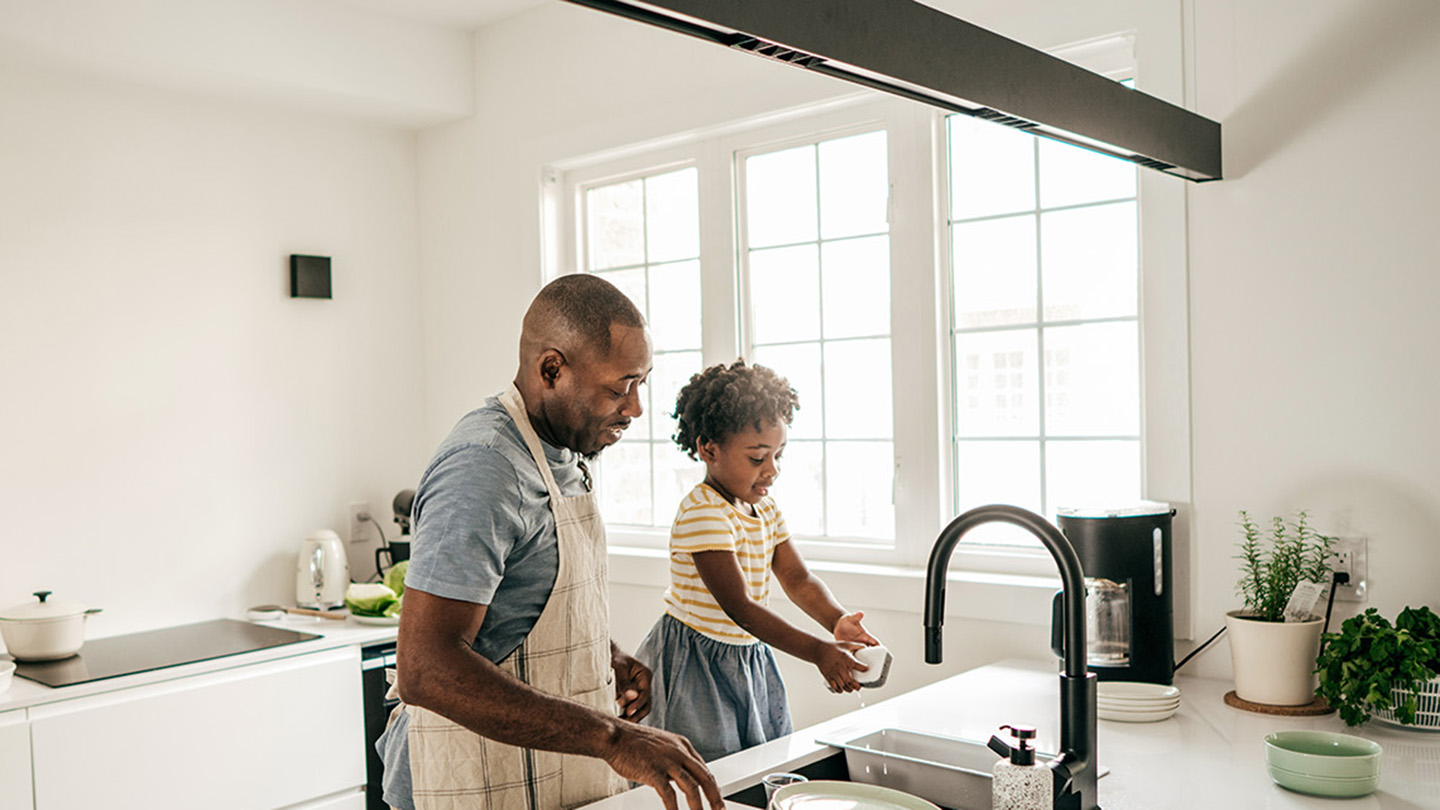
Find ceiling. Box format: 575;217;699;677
330;0;548;30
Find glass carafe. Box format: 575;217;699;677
1086;577;1131;665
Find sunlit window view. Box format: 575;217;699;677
948;114;1140;546
743;130;894;541
584;167;705;528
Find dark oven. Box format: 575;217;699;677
361;640;399;810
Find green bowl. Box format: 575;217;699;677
1267;763;1379;798
1264;730;1382;780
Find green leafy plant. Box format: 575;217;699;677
1316;606;1440;726
1233;509;1335;622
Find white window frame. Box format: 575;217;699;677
543;33;1192;628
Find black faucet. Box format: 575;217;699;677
923;504;1100;810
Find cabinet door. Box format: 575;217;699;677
0;708;33;810
30;646;364;810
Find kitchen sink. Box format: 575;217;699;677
724;728;1004;810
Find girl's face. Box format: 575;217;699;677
698;419;787;506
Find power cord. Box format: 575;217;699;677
1174;570;1351;672
358;511;392;582
1174;625;1226;672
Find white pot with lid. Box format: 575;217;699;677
0;591;102;661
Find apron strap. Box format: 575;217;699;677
498;383;567;501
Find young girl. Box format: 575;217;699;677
635;359;881;761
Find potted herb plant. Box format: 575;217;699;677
1225;510;1336;706
1316;606;1440;728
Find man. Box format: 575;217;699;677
378;274;723;810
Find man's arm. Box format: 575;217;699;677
397;588;722;810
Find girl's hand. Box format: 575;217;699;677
834;611;880;646
814;640;866;693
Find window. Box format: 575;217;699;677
946;114;1141;546
741;130;894;541
578;167;706;528
550;39;1189;571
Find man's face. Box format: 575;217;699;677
549;324;652;456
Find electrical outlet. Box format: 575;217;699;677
348;501;373;545
1328;536;1368;602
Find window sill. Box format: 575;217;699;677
606;545;1062;628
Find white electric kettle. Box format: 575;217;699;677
295;529;350;609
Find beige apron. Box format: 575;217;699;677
393;383;627;810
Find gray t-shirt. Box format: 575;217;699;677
379;393;590;810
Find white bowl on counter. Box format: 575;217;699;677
0;660;14;694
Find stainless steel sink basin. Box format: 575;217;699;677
815;728;999;810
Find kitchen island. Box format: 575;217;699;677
589;660;1439;810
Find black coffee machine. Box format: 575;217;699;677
1052;502;1177;684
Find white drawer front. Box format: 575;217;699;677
30;647;364;810
1;708;33;810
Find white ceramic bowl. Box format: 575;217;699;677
770;780;940;810
0;660;15;694
1097;702;1178;723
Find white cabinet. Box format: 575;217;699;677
1;708;33;810
29;647;364;810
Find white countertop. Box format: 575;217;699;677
589;659;1440;810
0;614;396;713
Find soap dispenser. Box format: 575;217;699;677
988;724;1052;810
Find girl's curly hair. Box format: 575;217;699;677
672;359;800;460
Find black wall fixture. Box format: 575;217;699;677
289;254;332;299
563;0;1222;182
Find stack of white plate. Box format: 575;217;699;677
1096;681;1181;722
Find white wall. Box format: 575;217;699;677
0;62;429;637
419;0;1440;726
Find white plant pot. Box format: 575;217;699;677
1225;610;1324;706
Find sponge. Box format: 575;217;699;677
853;645;893;688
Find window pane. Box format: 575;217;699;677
953;330;1039;437
775;439;824;536
752;343;823;441
955;440;1042;514
949;115;1035;220
1043;322;1139;436
1041;202;1137;322
588;180;644;270
819;131;889;239
645;167;700;263
1039;139;1136;209
599;441;652;526
952;215;1038;329
648;260;702;350
654;441;705;528
595;268;647;328
824;339;893;440
650;350;703;448
750;244;820;344
1045;439;1141;515
954;440;1042;546
826;441;894;539
746;144;818;248
821;236;890;339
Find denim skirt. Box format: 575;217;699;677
634;613;792;761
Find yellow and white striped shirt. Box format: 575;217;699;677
662;483;791;644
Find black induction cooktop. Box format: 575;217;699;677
10;618;321;688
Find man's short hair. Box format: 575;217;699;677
531;274;646;356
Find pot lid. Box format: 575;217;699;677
0;590;87;621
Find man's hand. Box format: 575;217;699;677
611;643;652;721
603;724;723;810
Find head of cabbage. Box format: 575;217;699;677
345;582;400;617
383;560;408;598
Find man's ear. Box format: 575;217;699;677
539;349;565;388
